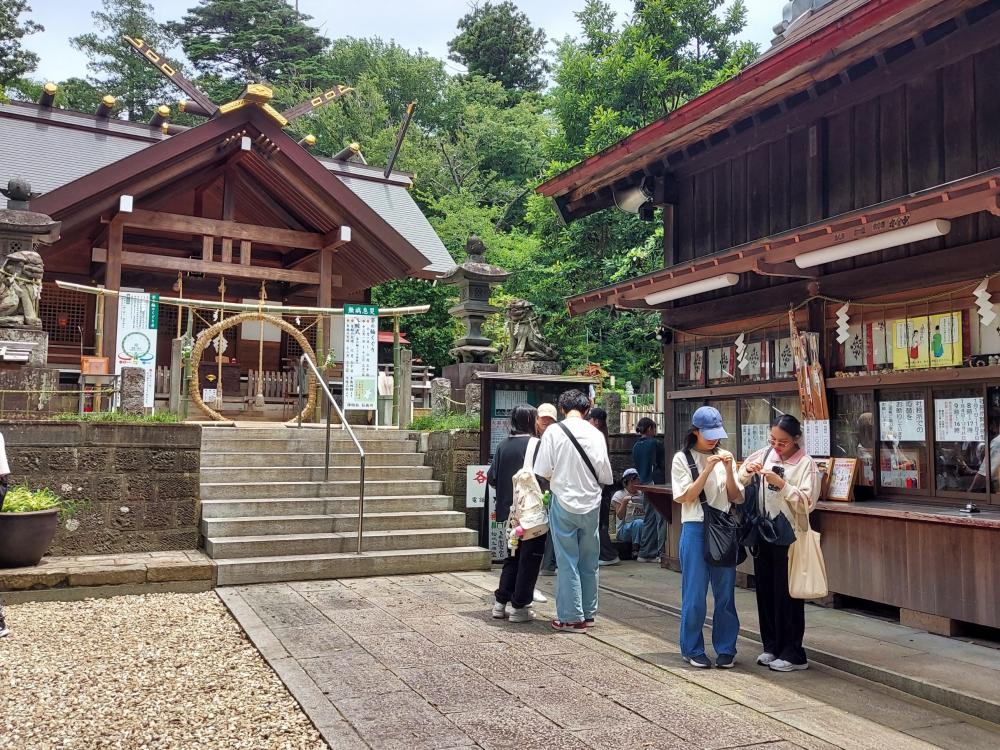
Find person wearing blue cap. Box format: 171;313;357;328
671;405;744;668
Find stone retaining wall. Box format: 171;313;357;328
1;422;201;555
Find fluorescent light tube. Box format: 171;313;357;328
644;273;740;305
794;219;951;268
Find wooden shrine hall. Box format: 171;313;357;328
0;84;453;378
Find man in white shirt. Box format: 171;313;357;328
533;389;613;632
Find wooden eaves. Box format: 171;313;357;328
565;167;1000;316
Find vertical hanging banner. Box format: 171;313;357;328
343;304;379;411
115;292;159;407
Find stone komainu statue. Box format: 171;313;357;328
503;299;558;361
0;250;44;328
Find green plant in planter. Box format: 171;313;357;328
1;485;85;521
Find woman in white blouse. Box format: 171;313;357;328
671;406;744;669
739;414;820;672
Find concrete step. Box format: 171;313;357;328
201;510;468;537
201;427;415;441
200;437;418;453
205;528;479;558
214;546;491;585
200;495;455;518
199;451;426;468
200;479;442;500
199;465;434;483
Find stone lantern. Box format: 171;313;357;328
0;177;60;365
439;235;510;407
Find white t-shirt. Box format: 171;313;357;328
533;416;613;514
611;489;644;531
977;435;1000;481
671;448;739;523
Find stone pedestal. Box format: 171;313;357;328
465;382;482;418
0;365;60;414
498;358;562;376
0;326;48;366
601;391;623;435
431;378;452;418
442;362;496;410
120;366;146;415
399;348;414;427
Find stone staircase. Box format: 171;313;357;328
199;425;490;585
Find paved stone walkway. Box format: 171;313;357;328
220;572;1000;750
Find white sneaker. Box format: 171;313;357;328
598;557;621;567
0;626;9;638
756;652;777;666
532;588;547;603
509;606;535;623
768;659;808;672
636;556;660;563
491;601;507;619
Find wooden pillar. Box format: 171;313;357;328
102;218;124;360
317;247;333;356
661;203;677;450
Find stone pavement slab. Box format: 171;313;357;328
220;571;1000;750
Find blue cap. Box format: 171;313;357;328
692;406;728;441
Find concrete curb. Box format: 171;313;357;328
600;583;1000;726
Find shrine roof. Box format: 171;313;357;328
0;101;453;276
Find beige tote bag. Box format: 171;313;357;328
787;506;828;600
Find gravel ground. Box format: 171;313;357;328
0;592;327;750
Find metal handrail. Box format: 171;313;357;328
296;353;367;554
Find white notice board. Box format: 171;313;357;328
879;400;926;442
803;419;831;457
934;398;985;443
466;465;489;508
115;292;159;408
343;304;378;411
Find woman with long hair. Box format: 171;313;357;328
739;414;820;671
587;407;620;566
487;404;546;623
633;417;666;562
671;406;744;668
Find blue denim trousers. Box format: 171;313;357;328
549;495;601;623
638;496;666;558
616;518;644;545
679;521;740;659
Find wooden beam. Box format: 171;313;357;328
122;209;324;249
102;218;124;359
92;247;341;286
240;240;251;265
201;235;213;262
221;238;233;263
322;225;352;250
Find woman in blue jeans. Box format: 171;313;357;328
671;406;744;668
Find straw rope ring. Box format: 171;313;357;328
188;311;318;423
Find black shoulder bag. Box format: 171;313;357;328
557;422;601;484
742;448;796;550
684;449;746;568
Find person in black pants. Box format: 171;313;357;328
488;404;547;623
587;407;620;566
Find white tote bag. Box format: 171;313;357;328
787;506;828;600
509;437;548;541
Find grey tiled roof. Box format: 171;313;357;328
0;102;455;275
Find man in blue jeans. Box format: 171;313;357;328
533;390;613;632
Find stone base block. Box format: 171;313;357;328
498;359;562;375
0;326;48;366
901;607;959;636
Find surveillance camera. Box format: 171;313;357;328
638;201;656;221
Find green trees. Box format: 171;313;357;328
0;0;41;89
166;0;328;84
448;1;549;93
71;0;176;120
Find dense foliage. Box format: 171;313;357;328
3;0;757;386
0;0;40;87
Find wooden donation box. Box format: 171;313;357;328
198;362;241;397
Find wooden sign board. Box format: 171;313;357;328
825;458;859;502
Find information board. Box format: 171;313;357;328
803;419;831;457
466;465;489;508
115;292;159;408
826;458;858;501
489;418;510;460
741;424;769;456
879;399;926;442
892;311;962;369
343;304;378;411
486;487;509;562
934;397;985;443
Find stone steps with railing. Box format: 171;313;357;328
199;425;489;584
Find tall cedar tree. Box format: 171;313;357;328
0;0;41;88
71;0;177;120
166;0;328;85
448;1;549;93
